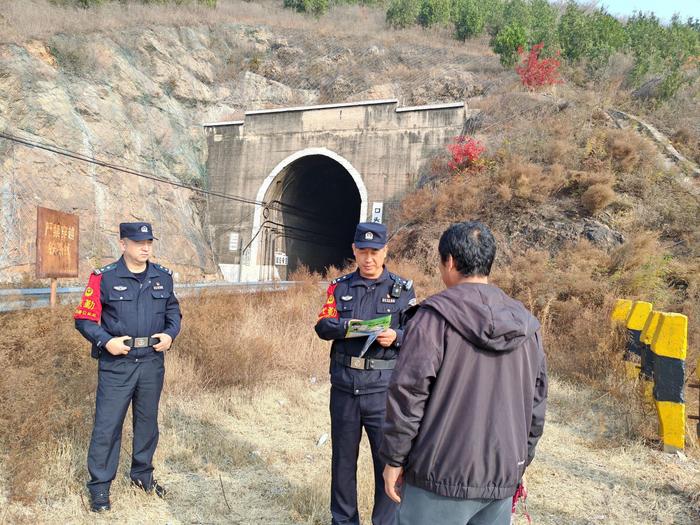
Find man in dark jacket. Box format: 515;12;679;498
380;221;547;525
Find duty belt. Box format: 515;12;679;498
124;336;160;349
334;352;396;371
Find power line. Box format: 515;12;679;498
0;130;339;221
0;130;265;207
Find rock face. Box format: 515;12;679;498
0;25;320;284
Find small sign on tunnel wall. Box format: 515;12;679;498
228;231;239;251
275;252;288;266
371;202;384;224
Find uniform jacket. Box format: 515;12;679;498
379;283;547;500
314;267;416;395
74;257;182;360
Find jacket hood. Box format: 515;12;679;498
422;283;540;352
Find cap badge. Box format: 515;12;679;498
140;225;149;233
365;232;374;240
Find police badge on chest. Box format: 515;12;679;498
153;282;164;290
381;295;397;304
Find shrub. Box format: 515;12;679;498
515;42;563;89
492;22;527;67
284;0;329;16
417;0;450;27
447;135;486;172
581;183;615;214
386;0;420;28
453;0;485;40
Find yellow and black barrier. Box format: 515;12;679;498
624;301;653;379
611;298;633;323
651;313;687;453
611;300;691;451
640;311;663;380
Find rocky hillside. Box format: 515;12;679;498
0;4;496;284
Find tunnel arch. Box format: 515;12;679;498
249;148;367;278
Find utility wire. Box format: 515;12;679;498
0;130;339;222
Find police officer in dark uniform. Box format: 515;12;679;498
74;222;181;512
315;222;416;525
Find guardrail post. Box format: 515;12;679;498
639;311;663;399
611;299;633;323
651;313;688;453
624;301;653;380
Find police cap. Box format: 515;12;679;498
119;222;157;241
354;222;387;249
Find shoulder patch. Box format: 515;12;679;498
154;263;173;275
405;279;413;291
93;263;116;276
331;273;353;285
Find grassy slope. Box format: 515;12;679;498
1;291;699;524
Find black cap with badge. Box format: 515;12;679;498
354;222;388;249
119;222;157;241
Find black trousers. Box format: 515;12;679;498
87;355;164;495
330;386;397;525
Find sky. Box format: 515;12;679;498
597;0;700;22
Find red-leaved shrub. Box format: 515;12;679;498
447;135;486;173
515;43;563;89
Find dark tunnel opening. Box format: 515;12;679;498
262;154;361;275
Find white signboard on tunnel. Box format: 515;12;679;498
371;202;383;224
228;232;239;252
274;252;289;266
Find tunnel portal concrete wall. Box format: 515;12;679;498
204;99;472;281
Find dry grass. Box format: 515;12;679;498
0;260;698;522
581;182;616;214
0;0;382;44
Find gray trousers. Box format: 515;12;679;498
396;483;511;525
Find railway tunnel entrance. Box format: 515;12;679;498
252;149;366;279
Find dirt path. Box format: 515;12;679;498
2;375;698;524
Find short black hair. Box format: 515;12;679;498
438;221;496;277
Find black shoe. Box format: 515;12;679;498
89;492;111;512
131;478;167;499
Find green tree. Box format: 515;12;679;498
417;0;451;27
386;0;421;28
502;0;532;33
284;0;328;15
585;9;627;69
453;0;485;40
492;22;527;66
529;0;558;53
483;0;505;36
557;1;592;62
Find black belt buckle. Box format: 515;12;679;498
124;337;152;349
